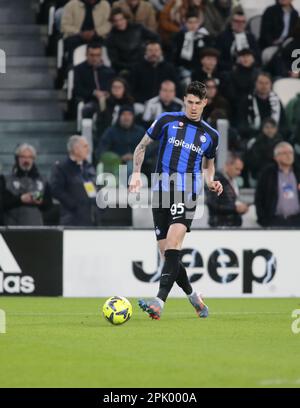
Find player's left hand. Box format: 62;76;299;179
207;180;223;196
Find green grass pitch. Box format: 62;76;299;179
0;297;300;388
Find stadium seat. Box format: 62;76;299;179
262;45;279;66
67;45;87;101
48;5;55;36
273;78;300;107
247;15;262;41
240;0;300;18
57;37;64;69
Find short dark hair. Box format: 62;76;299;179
185;81;207;100
185;12;200;20
226;151;243;165
262;117;277;128
256;71;273;83
199;47;220;60
145;40;162;49
87;41;102;51
110;7;129;22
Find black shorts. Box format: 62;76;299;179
152;190;198;241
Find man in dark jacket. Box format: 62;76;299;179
192;48;221;85
238;72;289;141
130;40;179;102
255;142;300;227
106;8;158;75
222;48;260;117
51;135;100;226
4;144;53;226
97;105;145;175
206;152;248;227
247;118;283;183
259;0;299;50
216;7;260;71
73;42;115;118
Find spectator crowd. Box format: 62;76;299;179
1;0;300;228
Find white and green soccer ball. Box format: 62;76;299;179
102;296;132;325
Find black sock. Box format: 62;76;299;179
157;249;180;302
176;262;193;295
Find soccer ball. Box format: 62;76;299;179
102;296;132;325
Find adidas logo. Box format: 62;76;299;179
0;235;35;294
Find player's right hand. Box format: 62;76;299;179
129;172;142;193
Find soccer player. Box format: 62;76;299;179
129;81;223;320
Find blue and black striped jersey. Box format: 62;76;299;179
147;111;220;193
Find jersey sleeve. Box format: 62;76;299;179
204;130;220;159
146;113;171;141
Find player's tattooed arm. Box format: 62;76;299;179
132;134;153;173
129;134;153;193
202;157;223;196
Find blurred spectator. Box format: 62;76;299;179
142;80;183;127
158;0;211;46
204;0;232;37
292;121;300;163
192;47;221;84
61;0;111;61
4;144;53;226
255;142;300;226
267;17;300;78
97;105;145;175
238;72;288;140
106;8;158;75
112;0;157;32
97;77;135;135
202;78;230;122
51;136;100;226
73;42;115;119
173;12;213;84
259;0;299;50
286;90;300;174
222;48;260;115
206;152;248;227
216;6;260;71
286;92;300;137
130;41;179;103
247;118;283;184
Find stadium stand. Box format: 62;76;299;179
1;0;300;227
0;0;76;179
240;0;300;19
